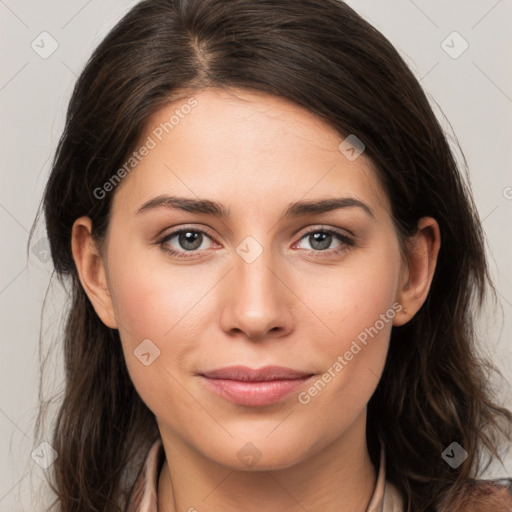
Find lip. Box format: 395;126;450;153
199;365;314;407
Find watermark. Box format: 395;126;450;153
441;31;469;60
236;236;264;264
237;442;262;468
297;302;403;404
338;134;365;161
31;237;51;263
441;442;468;468
134;338;161;366
93;97;198;200
31;442;58;469
31;31;59;59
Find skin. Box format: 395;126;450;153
71;87;440;512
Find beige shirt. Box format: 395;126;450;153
127;438;405;512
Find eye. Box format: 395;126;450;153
157;226;356;260
159;228;215;258
294;228;355;255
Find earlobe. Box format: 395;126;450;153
393;217;441;327
71;216;118;329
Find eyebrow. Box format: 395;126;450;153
136;195;374;219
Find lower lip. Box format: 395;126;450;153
200;376;312;406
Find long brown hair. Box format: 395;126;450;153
34;0;512;510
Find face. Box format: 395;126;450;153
81;87;412;469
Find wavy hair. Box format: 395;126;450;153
35;0;512;510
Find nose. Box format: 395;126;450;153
218;244;295;342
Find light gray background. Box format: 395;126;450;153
1;1;511;510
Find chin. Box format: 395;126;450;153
199;433;321;472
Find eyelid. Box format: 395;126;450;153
294;224;356;241
156;223;217;240
158;223;355;242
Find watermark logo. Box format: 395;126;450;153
237;442;262;468
441;31;469;59
31;442;58;469
338;134;365;161
31;237;51;263
236;236;263;264
31;31;59;59
441;442;468;468
134;338;161;366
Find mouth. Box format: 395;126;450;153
199;365;315;407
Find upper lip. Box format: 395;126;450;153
200;365;313;382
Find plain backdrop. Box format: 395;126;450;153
1;1;511;510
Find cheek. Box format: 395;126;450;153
104;233;236;380
105;248;213;417
106;233;219;340
295;242;401;408
305;243;401;348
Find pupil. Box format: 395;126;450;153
180;231;202;250
311;232;331;250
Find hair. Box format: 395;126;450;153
34;0;512;511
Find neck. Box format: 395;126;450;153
157;411;377;512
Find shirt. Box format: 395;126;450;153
126;438;512;511
126;437;404;512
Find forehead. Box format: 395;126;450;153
111;87;390;219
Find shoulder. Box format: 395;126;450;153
449;478;512;512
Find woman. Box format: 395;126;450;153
36;0;512;510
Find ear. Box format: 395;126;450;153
71;216;118;329
393;217;441;326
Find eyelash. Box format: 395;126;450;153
157;226;356;260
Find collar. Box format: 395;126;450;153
127;437;404;512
